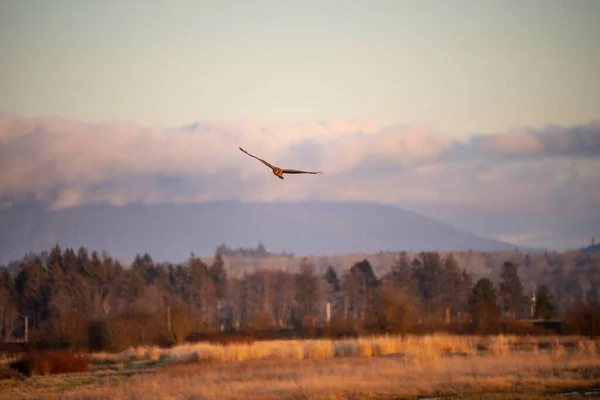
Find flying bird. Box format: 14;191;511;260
239;147;323;180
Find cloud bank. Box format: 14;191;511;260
1;112;599;248
1;112;599;210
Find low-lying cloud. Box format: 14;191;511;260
449;122;600;161
1;113;599;225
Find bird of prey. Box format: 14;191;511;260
239;147;323;180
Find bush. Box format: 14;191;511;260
88;311;164;352
9;350;89;377
241;312;277;339
564;301;600;339
532;320;565;334
88;320;109;352
169;304;195;344
0;366;25;380
49;309;89;349
498;318;554;335
189;332;256;346
294;315;320;338
324;316;361;339
364;284;414;335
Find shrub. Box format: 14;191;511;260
0;366;25;380
532;320;565;334
564;301;600;339
242;312;276;339
186;332;256;346
169;304;195;344
212;333;256;346
498;318;554;336
9;350;89;377
49;308;89;349
364;284;414;335
88;311;164;352
88;320;109;352
324;316;361;339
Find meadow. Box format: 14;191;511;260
1;334;599;400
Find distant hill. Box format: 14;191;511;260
0;200;523;265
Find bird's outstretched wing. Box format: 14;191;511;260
239;147;276;169
281;169;324;175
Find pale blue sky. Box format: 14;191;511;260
0;0;599;136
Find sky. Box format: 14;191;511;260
1;0;599;135
0;0;599;250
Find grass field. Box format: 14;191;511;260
1;334;599;399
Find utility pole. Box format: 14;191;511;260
24;316;28;343
530;294;537;319
166;306;172;339
361;274;367;324
343;296;348;321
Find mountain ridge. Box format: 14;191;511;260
0;200;530;265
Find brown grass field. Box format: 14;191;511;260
1;334;599;399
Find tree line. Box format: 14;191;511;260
0;244;598;352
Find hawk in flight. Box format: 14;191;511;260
239;147;324;180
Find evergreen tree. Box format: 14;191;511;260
0;270;18;340
469;278;500;333
412;252;444;317
14;258;48;331
534;284;556;320
188;253;215;329
209;254;228;300
390;251;412;289
294;258;320;329
342;259;379;324
324;266;341;292
499;261;527;318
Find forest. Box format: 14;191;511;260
1;243;599;353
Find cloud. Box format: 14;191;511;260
482;130;543;156
1;113;599;222
449;121;600;161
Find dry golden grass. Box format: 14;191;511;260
87;333;598;368
88;333;490;366
1;334;599;400
6;352;598;400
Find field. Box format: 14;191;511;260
1;334;599;400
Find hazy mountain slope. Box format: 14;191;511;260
0;200;520;264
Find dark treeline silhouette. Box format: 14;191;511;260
1;243;599;353
215;241;294;258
